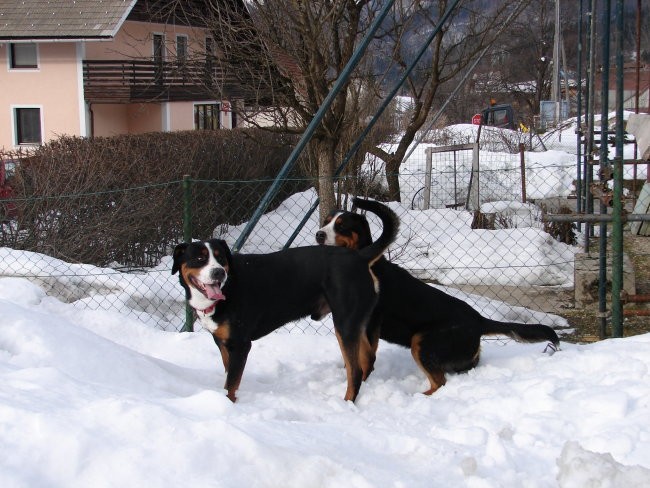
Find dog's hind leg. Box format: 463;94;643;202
335;328;364;402
411;333;446;395
362;313;382;381
359;333;375;382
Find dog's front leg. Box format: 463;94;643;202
212;335;229;372
222;340;252;402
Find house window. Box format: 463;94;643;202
153;34;165;84
194;104;220;130
204;37;215;86
14;107;42;145
205;37;215;58
176;35;188;64
9;43;38;69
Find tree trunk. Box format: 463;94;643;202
315;140;337;222
385;157;401;203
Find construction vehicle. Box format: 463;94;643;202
480;103;516;129
472;100;517;130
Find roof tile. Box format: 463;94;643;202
0;0;137;40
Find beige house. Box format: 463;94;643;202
0;0;241;151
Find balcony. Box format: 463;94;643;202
82;59;242;103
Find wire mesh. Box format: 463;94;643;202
1;146;645;337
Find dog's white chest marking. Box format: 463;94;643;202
197;310;218;333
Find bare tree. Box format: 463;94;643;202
486;2;554;120
178;0;530;212
368;0;531;200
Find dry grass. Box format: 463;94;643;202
561;232;650;343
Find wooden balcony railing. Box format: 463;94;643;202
82;59;241;103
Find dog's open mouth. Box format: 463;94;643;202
190;275;225;302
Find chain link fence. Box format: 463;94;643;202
1;135;647;338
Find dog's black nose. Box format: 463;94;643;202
211;267;226;283
315;231;326;245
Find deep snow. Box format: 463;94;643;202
1;277;650;487
1;114;649;487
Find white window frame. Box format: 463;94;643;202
11;105;44;146
193;101;221;130
7;42;40;71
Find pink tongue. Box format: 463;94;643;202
205;283;225;301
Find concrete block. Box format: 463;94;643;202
574;253;636;308
631;181;650;236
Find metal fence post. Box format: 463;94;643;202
466;143;480;210
611;0;625;338
519;143;527;203
424;148;433;210
182;175;194;333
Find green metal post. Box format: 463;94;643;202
611;0;625;337
182;175;194;333
585;0;597;253
576;0;584;232
598;0;611;339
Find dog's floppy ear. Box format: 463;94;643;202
209;239;233;265
171;243;189;275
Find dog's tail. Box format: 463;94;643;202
479;319;560;347
352;197;400;264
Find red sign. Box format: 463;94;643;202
471;113;483;125
221;101;231;113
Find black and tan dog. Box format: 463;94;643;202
172;199;398;402
316;199;560;395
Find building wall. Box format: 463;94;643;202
91;104;129;137
0;42;83;151
92;103;163;136
128;103;162;133
1;19;236;150
85;21;210;63
169;101;194;131
86;20;231;135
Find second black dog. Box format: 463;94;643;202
316;200;560;395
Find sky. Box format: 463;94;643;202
1;115;649;487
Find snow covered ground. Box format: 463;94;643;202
1;277;650;487
1;113;649;486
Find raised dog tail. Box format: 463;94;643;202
480;319;560;347
352;197;400;264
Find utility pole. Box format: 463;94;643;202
552;0;562;124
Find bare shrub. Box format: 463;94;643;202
1;130;306;267
471;211;496;230
542;205;577;245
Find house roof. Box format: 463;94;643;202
0;0;138;41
